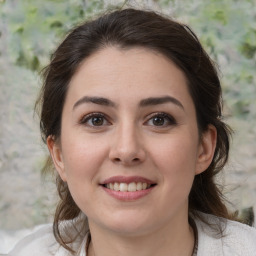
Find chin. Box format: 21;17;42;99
99;211;156;237
107;223;152;237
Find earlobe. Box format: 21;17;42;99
47;135;67;182
195;125;217;175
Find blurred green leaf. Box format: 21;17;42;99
0;0;255;121
239;29;256;59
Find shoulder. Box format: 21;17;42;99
7;224;61;256
7;216;89;256
222;218;256;255
196;212;256;256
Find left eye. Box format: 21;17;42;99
80;113;110;127
145;113;176;127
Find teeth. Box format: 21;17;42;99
105;182;152;192
120;183;128;192
114;182;119;191
136;182;142;190
128;182;136;192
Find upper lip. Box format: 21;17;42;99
101;176;156;185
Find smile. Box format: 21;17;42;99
103;182;153;192
101;176;156;200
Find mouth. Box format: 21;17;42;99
100;176;157;193
100;176;156;200
102;182;156;192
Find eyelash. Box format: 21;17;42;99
145;112;177;127
79;112;177;128
79;112;111;127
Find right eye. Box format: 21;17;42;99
80;113;110;127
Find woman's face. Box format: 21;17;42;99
48;47;216;236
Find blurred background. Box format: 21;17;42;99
0;0;256;252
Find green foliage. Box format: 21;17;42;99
165;0;256;119
240;28;256;59
0;0;107;71
0;0;255;119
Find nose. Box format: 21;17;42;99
109;123;146;166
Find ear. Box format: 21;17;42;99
195;125;217;175
47;135;67;182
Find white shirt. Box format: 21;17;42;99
7;213;256;256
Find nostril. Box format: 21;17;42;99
112;157;141;164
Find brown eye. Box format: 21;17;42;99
152;116;165;126
145;113;177;127
91;116;104;126
80;113;110;127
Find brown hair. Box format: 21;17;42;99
36;8;233;253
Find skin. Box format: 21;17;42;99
47;47;216;256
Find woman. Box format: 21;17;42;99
8;8;256;256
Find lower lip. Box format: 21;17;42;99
101;186;155;201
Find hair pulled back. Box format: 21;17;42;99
37;8;232;253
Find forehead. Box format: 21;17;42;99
67;46;193;109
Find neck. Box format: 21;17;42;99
87;214;195;256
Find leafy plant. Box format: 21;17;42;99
0;0;255;119
0;0;107;70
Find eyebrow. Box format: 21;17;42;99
73;96;116;110
73;95;184;110
139;96;184;109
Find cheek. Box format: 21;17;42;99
60;137;109;212
61;135;108;180
152;132;198;166
152;138;197;212
150;133;198;186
